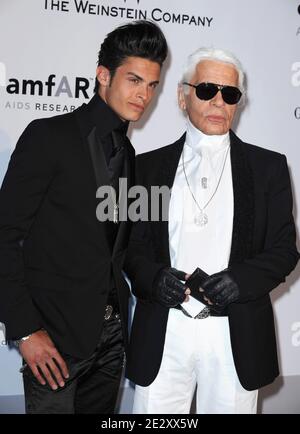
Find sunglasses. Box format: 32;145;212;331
183;82;242;105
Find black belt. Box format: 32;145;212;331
174;304;227;318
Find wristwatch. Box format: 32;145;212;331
14;334;33;348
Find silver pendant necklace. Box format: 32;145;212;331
109;185;121;224
182;145;230;226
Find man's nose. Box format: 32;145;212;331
137;85;149;102
211;89;225;107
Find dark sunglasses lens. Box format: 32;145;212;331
195;83;242;105
221;86;242;105
195;83;218;100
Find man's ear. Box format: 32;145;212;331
96;65;111;87
178;84;187;111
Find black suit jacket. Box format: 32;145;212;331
125;131;299;391
0;95;135;358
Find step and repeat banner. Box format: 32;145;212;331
0;0;300;414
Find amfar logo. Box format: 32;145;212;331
5;73;91;99
0;322;7;346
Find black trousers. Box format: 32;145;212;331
23;314;124;414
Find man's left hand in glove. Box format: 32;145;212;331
201;270;240;309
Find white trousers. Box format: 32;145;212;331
133;309;258;414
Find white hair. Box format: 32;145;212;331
180;47;246;102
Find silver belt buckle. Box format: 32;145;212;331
179;305;210;319
104;305;113;320
194;306;210;319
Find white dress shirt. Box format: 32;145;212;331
168;119;234;316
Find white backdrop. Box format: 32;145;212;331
0;0;299;414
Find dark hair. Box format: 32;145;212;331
94;20;168;92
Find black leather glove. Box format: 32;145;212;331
152;267;187;308
201;270;240;308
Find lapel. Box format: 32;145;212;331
154;131;255;266
75;95;115;194
75;94;135;258
87;126;110;188
228;130;255;264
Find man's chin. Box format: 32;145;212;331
203;125;229;135
126;113;144;122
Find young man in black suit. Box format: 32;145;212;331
125;47;299;413
0;20;167;414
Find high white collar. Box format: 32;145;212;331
185;118;230;157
